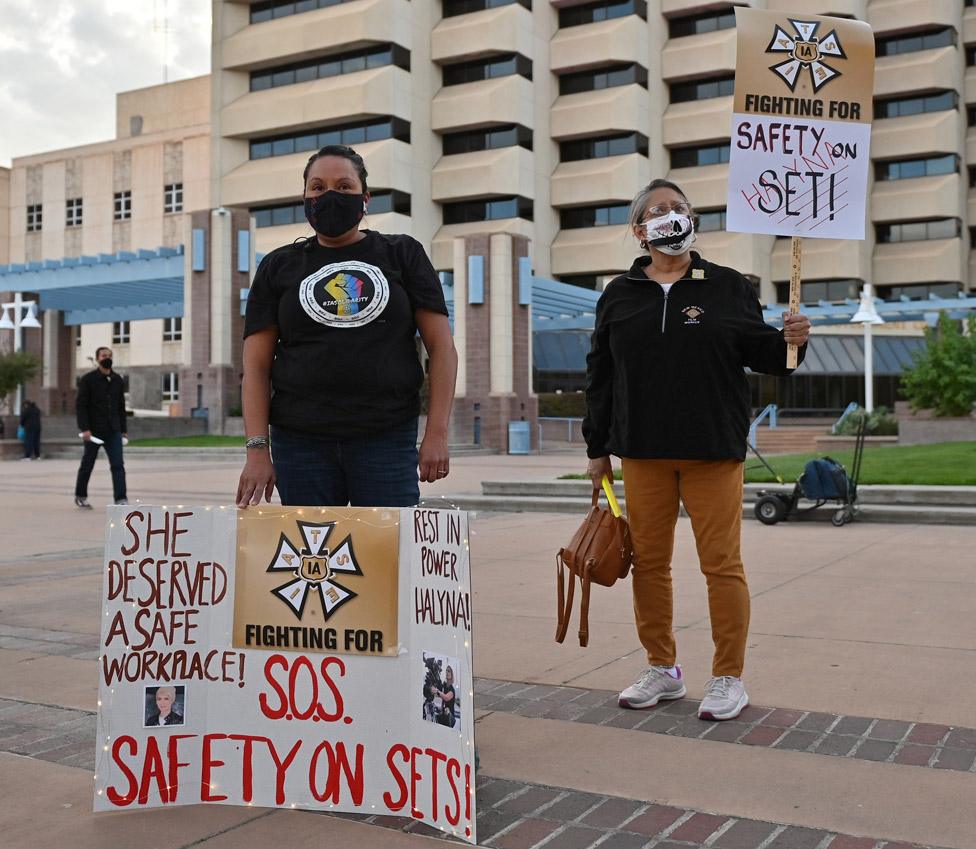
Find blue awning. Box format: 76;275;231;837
533;331;926;375
0;247;184;326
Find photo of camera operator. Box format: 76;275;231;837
421;652;460;729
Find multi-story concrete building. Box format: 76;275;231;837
3;76;211;411
5;1;976;427
210;0;976;309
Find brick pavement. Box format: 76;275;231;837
0;694;944;849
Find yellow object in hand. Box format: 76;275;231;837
602;475;622;518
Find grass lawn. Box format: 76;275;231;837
561;442;976;486
129;435;244;447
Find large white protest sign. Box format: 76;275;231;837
727;9;875;240
93;505;477;844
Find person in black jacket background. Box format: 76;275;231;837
583;179;810;722
74;346;128;509
19;400;42;460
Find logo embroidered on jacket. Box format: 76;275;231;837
691;268;705;280
682;306;705;325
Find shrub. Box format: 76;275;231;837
901;314;976;417
836;405;898;436
0;351;41;412
537;392;586;417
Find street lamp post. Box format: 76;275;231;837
0;292;43;414
850;283;884;413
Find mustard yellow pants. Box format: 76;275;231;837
621;458;749;678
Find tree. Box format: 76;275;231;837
901;314;976;417
0;351;41;412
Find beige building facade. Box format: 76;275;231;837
2;76;211;411
210;0;976;308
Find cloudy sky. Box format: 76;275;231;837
0;0;211;167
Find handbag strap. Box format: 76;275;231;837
555;551;576;644
578;558;594;647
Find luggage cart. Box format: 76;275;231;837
751;418;867;527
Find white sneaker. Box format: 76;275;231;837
698;676;749;721
618;665;686;709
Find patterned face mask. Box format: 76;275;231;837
642;211;695;255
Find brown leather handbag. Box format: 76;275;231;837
555;489;633;647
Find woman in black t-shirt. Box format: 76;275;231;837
237;145;458;508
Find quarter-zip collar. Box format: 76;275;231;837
625;250;707;283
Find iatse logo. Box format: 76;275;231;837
766;19;846;93
266;521;363;620
682;305;705;325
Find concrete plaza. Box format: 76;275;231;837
1;452;974;849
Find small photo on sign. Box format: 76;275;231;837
421;652;461;729
144;684;186;727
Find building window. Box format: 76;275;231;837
876;218;960;243
558;63;647;95
442;195;533;224
250;0;357;24
75;327;82;348
560;132;647;162
163;317;182;342
114;191;132;221
26;204;42;232
875;154;958;181
968;46;976;67
251;202;304;228
442;124;533;155
249;117;410;160
558;0;646;27
878;282;961;300
876;27;955;57
442;53;532;86
670;75;734;104
250;44;410;91
560;203;630;229
774;278;860;304
668;7;736;38
65;198;83;227
443;0;531;17
164;183;183;213
367;190;412;215
670;142;730;168
162;372;180;402
695;208;727;233
112;320;131;344
875;90;957;119
558;274;602;290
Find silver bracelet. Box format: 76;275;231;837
245;436;270;449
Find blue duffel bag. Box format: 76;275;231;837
799;457;850;500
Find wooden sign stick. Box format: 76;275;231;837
786;236;802;369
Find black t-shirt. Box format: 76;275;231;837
244;231;448;438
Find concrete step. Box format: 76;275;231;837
452;494;976;523
40;443;498;461
480;479;976;507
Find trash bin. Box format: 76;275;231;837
508;420;531;455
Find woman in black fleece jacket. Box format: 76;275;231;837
583;179;810;722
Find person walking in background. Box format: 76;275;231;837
19;400;41;460
584;179;811;721
74;346;128;509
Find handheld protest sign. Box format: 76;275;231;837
726;9;874;366
93;505;477;844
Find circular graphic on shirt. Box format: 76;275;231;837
298;260;390;328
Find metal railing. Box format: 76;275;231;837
747;404;778;449
538;416;584;443
831;401;860;434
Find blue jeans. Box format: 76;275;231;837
271;418;420;507
75;431;127;501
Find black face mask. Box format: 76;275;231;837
98;358;113;370
304;191;365;238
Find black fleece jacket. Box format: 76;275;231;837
582;252;806;461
